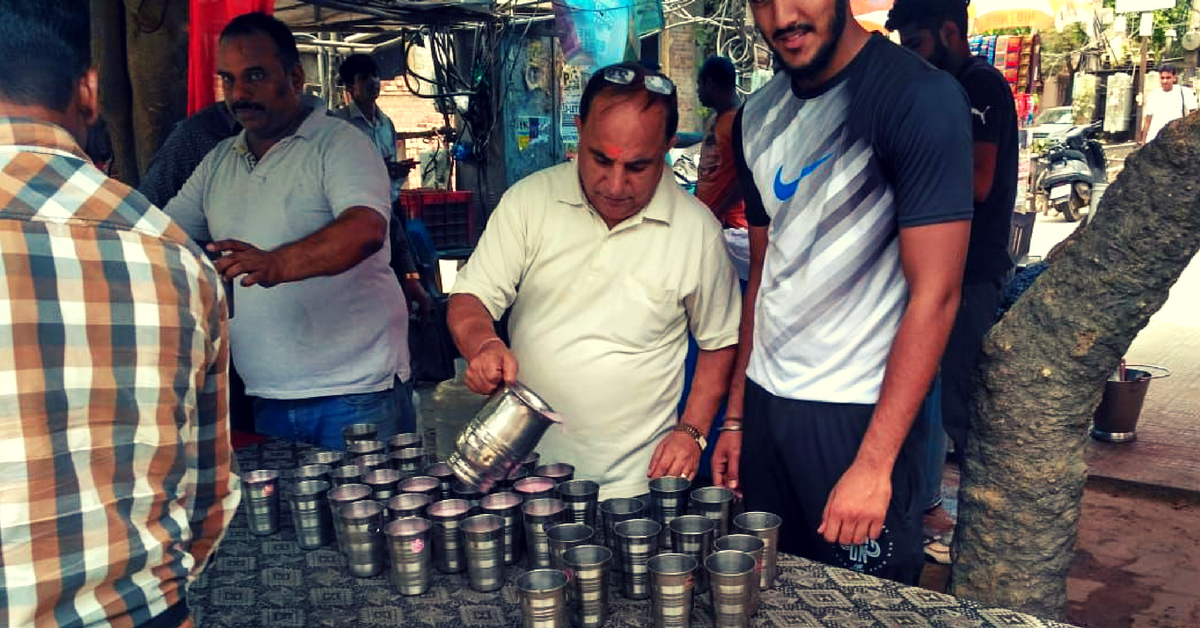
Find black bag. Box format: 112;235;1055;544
408;299;459;384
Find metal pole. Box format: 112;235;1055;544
1136;35;1148;139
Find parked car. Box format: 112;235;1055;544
1030;106;1075;141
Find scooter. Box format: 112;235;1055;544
1034;121;1107;223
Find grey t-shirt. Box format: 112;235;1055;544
164;98;409;398
734;36;974;404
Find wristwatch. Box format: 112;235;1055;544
673;423;707;451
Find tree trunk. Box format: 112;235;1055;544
92;0;137;186
949;113;1200;619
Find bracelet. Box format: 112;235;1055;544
471;336;505;358
718;423;744;432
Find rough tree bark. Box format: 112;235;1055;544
949;113;1200;619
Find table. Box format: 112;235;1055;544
190;439;1078;628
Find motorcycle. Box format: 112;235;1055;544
1033;121;1107;223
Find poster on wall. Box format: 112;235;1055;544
560;66;587;160
516;116;552;151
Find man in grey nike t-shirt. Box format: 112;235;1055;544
710;0;974;584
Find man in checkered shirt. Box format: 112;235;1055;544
0;2;241;627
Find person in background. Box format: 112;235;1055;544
448;63;742;499
140;101;241;207
1140;62;1197;145
0;1;240;626
164;13;414;450
711;0;974;585
695;56;749;283
332;53;431;315
887;0;1020;565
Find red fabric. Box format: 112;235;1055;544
188;0;274;115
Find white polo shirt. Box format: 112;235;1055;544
452;161;741;499
1146;85;1197;142
164;97;409;398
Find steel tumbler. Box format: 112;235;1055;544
481;491;524;565
329;483;371;554
242;470;281;536
342;422;378;446
428;498;471;573
353;453;390;475
556;479;600;530
517;569;569;628
347;439;386;457
522;497;566;568
461;513;506;592
302;449;345;468
689;487;735;538
388;492;432;521
328;463;364;487
533;462;575;484
705;550;757;628
363;468;402;505
714;535;764;616
670;515;716;592
733;511;782;589
339;500;386;578
545;522;593;570
648;553;698;628
424;462;456;500
387;432;422;452
385;516;432;595
515;476;558;502
649;476;691;550
288;479;333;549
562;544;613;628
613;518;661;600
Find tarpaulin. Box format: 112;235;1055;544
188;0;274;114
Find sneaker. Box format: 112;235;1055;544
924;536;952;565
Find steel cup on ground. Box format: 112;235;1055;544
399;475;441;501
733;511;782;589
353;453;389;475
385;516;433;595
339;500;386;577
363;468;402;505
514;476;558;502
387;432;422;453
301;450;345;468
522;497;566;568
391;447;425;478
545;522;593;570
613;518;661;600
517;569;569;628
424;462;456;500
562;544;612;628
670;515;716;592
428;498;471;573
461;513;506;592
534;462;575;484
328;463;363;487
714;535;764;616
648;553;698;628
481;491;525;565
388;492;432;521
452;480;485;513
342;422;378;446
498;465;529;493
288;479;333;549
649;476;691;550
689;486;734;538
242;469;281;536
329;483;371;553
285;463;330;490
346;439;386;457
556;479;600;529
520;452;541;475
705;550;756;628
600;497;647;567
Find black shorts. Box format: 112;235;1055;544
741;379;926;585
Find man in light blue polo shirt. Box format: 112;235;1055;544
164;12;414;449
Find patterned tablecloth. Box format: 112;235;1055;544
189;439;1078;628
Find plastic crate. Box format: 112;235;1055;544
399;189;476;253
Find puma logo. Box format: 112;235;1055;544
971;106;991;126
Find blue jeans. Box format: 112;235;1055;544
253;378;416;450
921;375;945;512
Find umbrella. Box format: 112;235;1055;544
972;0;1054;33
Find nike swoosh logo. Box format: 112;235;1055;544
774;152;835;201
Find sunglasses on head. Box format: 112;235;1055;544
600;66;675;96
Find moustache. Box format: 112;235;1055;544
231;102;265;113
772;24;812;42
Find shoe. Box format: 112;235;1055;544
924;535;952;565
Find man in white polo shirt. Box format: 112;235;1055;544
165;13;413;450
448;63;742;499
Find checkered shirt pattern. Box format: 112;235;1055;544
0;117;241;628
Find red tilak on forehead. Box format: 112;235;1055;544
601;143;623;160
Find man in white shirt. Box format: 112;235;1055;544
1141;63;1197;144
447;63;742;499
